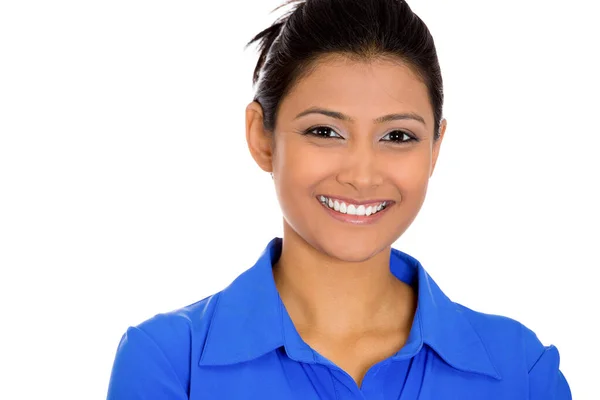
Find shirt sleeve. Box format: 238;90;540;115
528;344;571;400
106;326;188;400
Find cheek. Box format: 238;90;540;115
382;148;432;199
395;158;430;188
277;138;340;188
274;139;343;229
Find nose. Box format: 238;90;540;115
336;142;384;191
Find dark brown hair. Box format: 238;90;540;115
246;0;444;140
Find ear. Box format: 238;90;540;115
430;118;447;177
245;101;274;173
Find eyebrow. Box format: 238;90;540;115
294;107;426;125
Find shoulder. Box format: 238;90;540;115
454;302;571;398
107;293;222;399
456;304;541;365
455;303;555;370
132;293;222;369
134;293;220;351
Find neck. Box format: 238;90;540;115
273;225;415;337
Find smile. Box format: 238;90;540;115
317;195;390;217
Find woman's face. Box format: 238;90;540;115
247;55;446;262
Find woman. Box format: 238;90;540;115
107;0;571;398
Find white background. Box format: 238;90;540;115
1;0;598;398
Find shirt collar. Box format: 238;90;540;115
198;237;501;380
395;248;502;380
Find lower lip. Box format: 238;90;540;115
317;199;393;225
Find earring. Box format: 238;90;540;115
270;172;274;179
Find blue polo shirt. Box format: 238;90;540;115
107;238;571;399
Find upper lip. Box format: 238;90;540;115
317;194;394;206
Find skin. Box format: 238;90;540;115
245;54;447;388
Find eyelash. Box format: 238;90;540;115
303;126;418;144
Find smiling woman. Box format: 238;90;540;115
248;57;439;263
106;0;571;399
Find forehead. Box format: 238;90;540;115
279;54;433;126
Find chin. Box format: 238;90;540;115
282;207;399;263
309;232;389;263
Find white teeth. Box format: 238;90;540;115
319;196;388;217
340;202;347;213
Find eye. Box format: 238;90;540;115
381;130;417;144
304;126;343;139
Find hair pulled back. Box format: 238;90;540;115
247;0;444;140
